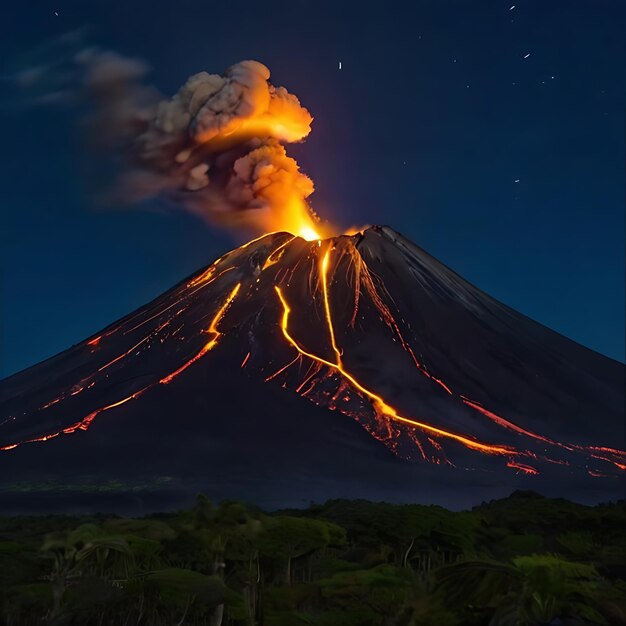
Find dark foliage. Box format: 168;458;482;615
0;491;624;625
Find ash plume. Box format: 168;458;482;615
5;36;331;240
78;50;330;239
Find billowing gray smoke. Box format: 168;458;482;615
78;50;329;239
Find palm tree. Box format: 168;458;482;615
433;554;610;625
41;523;131;622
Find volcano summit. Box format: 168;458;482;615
0;226;624;512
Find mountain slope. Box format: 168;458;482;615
1;226;624;512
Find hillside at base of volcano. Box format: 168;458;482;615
1;226;624;514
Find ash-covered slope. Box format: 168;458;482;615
1;226;624;512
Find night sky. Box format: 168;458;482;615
1;0;624;378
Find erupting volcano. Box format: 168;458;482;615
1;56;624;512
1;226;624;510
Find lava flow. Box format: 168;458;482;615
1;227;624;483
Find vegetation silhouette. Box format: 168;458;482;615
1;491;624;625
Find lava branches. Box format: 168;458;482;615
272;240;517;464
0;275;243;453
3;232;625;475
160;283;241;385
267;239;626;475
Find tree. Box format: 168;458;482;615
40;523;131;621
318;564;413;624
258;516;333;585
140;567;225;625
433;554;610;625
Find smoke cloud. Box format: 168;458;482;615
77;51;331;240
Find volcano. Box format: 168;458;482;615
1;226;624;513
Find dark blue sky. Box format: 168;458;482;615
1;0;624;377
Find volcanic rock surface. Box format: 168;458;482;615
1;226;624;513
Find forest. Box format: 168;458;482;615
0;490;624;625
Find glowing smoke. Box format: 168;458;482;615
79;51;331;240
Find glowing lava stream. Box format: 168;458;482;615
461;398;558;446
279;244;625;470
0;390;149;451
0;283;242;452
159;283;241;384
321;244;625;470
2;232;625;474
274;250;516;457
321;250;343;365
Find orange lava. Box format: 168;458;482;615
462;398;556;445
2;232;625;481
160;283;241;384
1;389;148;452
506;460;539;475
274;251;516;457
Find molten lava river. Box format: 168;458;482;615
1;228;624;480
